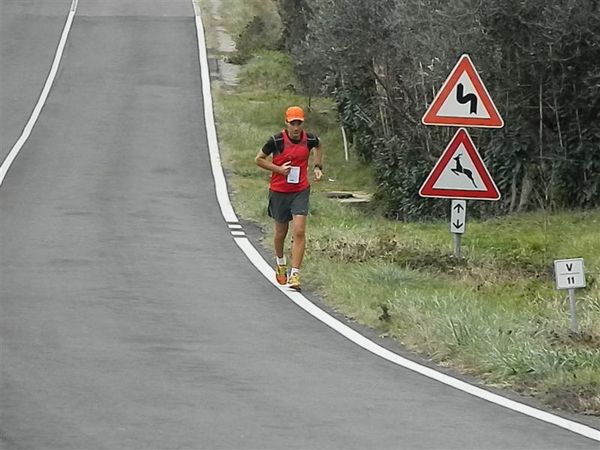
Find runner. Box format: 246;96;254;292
254;106;323;291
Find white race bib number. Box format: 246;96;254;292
287;166;300;184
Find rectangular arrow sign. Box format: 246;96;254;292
450;199;466;234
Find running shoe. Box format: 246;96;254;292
275;264;287;285
288;272;301;291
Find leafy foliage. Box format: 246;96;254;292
229;4;282;64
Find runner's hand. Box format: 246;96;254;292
279;161;292;176
314;166;323;182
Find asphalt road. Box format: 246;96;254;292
1;1;599;448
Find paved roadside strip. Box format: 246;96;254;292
192;0;600;442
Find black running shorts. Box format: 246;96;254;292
268;187;310;223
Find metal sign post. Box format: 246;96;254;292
453;234;462;259
568;289;578;334
554;258;586;334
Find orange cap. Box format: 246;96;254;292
285;106;305;122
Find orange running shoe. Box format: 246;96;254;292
288;272;301;291
275;264;287;285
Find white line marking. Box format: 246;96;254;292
228;224;243;229
193;2;238;223
231;231;245;237
192;2;600;442
0;4;78;186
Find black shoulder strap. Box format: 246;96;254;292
272;132;285;154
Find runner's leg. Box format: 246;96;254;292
290;214;306;269
274;221;289;259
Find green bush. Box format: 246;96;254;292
229;14;282;64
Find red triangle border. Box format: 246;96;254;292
419;128;501;200
422;54;504;128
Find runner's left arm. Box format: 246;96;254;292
313;140;323;181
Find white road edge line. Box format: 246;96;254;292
0;1;78;186
192;0;238;223
192;3;600;442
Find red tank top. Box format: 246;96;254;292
270;130;311;193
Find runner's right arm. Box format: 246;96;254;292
255;149;291;176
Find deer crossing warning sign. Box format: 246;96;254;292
419;128;500;200
422;54;504;128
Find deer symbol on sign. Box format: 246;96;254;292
451;154;477;187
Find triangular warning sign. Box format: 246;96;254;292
419;128;501;200
422;54;504;128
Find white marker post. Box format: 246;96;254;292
450;200;466;257
553;258;586;334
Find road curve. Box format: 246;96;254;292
1;1;598;448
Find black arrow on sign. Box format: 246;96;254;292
456;83;478;114
453;220;464;230
453;203;465;213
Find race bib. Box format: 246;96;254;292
287;166;300;184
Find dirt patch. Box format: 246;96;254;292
543;385;600;416
309;235;547;278
199;0;240;87
547;329;600;350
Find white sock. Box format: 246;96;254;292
276;256;286;266
290;267;300;276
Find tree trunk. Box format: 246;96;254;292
518;169;532;212
509;162;521;213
